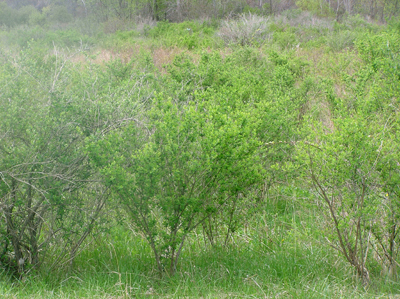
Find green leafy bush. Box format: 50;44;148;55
325;30;357;51
28;9;47;27
0;3;34;27
299;116;381;285
295;0;334;17
43;29;94;47
0;45;107;276
46;5;73;24
148;20;216;49
272;29;298;49
88;93;264;275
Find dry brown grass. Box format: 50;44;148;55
152;47;184;73
70;43;149;65
296;47;363;102
70;49;121;65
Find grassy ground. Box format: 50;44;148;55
1;202;400;298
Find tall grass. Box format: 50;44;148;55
2;200;398;298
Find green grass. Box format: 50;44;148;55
2;206;399;298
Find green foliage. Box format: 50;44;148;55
0;46;84;273
44;29;94;47
325;30;357;51
268;22;301;51
299;116;381;284
28;10;47;27
389;16;400;32
356;30;400;79
148;21;216;49
114;29;140;41
0;3;32;27
295;0;334;17
342;14;380;32
298;26;400;283
1;6;400;295
17;5;38;25
0;43;124;276
88;89;264;274
0;25;95;49
0;3;73;28
351;28;400;278
46;5;74;24
242;4;263;15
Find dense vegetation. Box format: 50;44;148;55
1;1;400;298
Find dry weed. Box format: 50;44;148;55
217;13;271;46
